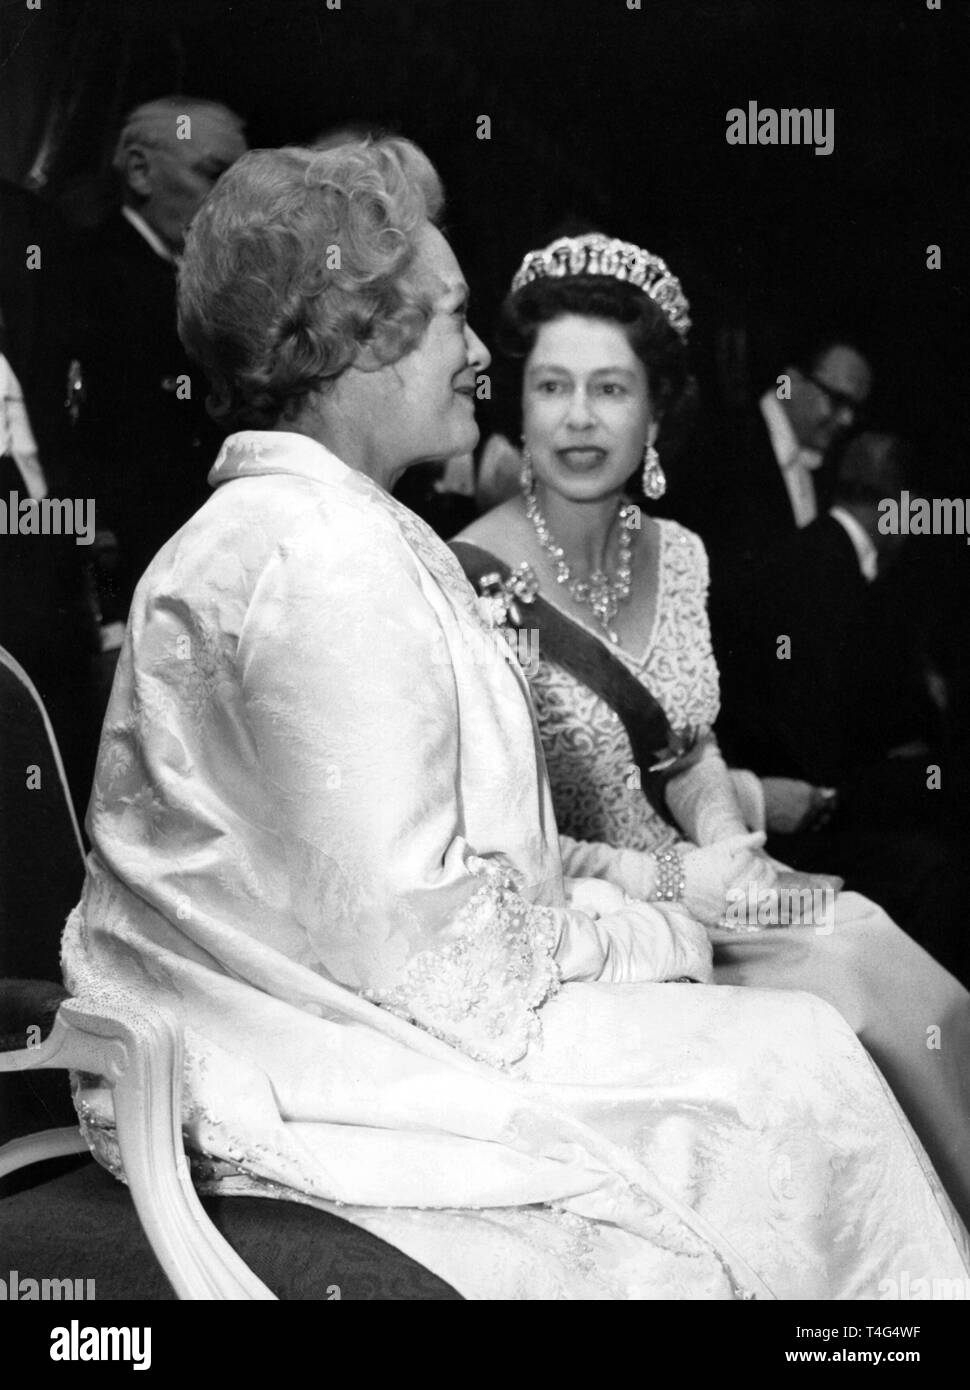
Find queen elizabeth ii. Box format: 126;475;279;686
63;139;969;1299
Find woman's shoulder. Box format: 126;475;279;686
651;513;705;550
653;514;708;565
202;465;430;600
647;514;710;596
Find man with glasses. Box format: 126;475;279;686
670;329;874;834
769;340;873;528
713;430;970;987
670;330;873;549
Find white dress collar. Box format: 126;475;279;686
207;429;357;490
759;390;822;471
829;505;879;582
121;206;177;265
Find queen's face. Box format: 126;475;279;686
522;314;653;504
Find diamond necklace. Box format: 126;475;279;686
524;485;638;643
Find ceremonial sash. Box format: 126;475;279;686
451;541;701;827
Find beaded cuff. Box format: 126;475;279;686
652;846;686;903
365;861;561;1069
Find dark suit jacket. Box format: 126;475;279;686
667;401;840;730
672;397;840;542
669;403;802;556
717;514;932;788
736;515;867;783
72;212;223;599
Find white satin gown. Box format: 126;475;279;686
62;432;970;1299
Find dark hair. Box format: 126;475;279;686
835;431;909;506
786;325;872;378
497;273;691;418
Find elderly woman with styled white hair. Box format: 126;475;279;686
63;139;970;1300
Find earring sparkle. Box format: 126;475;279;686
642;442;666;501
520;446;535;494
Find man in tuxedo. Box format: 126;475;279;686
722;432;916;778
688;331;874;759
746;336;872;534
677;331;873;551
716;431;969;982
74;97;247;622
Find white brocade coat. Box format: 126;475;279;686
63;431;970;1300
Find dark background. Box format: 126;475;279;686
2;0;968;668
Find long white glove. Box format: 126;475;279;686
559;833;661;900
665;737;776;895
682;831;771;925
664;733;750;844
556;876;713;984
560;826;771;928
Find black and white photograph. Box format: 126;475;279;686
1;0;969;1335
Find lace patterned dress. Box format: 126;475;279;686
62;435;970;1299
529;519;716;854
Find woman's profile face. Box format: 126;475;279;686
522;314;653;504
365;223;490;484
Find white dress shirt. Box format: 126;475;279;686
120;205;177;264
759;390;823;528
0;351;46;498
829;504;879;582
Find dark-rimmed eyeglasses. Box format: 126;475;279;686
807;373;868;420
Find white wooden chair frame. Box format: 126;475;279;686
0;645;274;1299
0;994;276;1299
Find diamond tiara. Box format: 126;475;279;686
509;233;691;342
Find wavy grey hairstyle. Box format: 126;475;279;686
177;137;444;429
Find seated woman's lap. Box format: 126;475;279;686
713;890;970;1226
519;978;861;1092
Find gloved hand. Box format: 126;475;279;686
681;831;772;926
562;877;713;983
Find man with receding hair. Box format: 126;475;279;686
112;97;247;260
74;97;247;624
